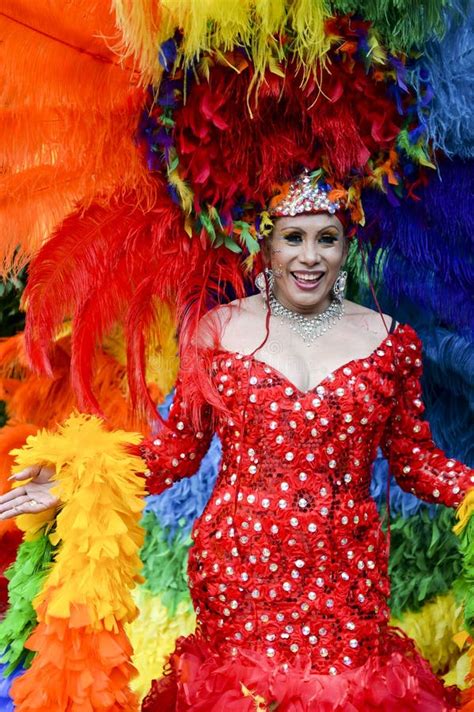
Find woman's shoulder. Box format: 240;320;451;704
200;296;260;329
196;296;261;350
213;295;262;317
342;301;398;338
342;301;421;351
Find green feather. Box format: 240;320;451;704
0;533;55;673
330;0;448;53
140;512;192;616
387;506;461;618
345;237;386;305
454;513;474;635
397;129;436;168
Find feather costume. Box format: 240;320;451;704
0;1;473;710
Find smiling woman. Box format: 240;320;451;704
0;169;472;711
268;213;347;313
0;2;472;709
134;177;472;709
211;204;393;396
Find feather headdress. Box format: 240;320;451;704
0;2;473;707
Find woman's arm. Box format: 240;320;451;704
133;374;214;495
381;327;473;508
0;372;213;519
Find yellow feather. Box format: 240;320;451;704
101;303;179;399
167;153;194;214
453;489;474;534
367;31;387;65
287;0;330;69
241;683;269;709
442;650;471;689
112;0;331;89
145;301;180;397
112;0;165;86
127;587;196;700
11;414;145;628
391;592;465;675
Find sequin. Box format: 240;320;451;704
139;324;473;677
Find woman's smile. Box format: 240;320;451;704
266;213;347;314
291;270;326;290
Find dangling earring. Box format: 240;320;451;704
332;270;347;301
255;267;274;294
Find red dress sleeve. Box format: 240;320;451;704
136;375;214;495
381;325;474;508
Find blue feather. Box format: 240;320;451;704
370;450;438;518
408;2;474;157
158;38;178;71
362;159;474;334
144;433;220;541
417;326;474;463
0;662;24;711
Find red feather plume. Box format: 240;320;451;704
24;178;249;421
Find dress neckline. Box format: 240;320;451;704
213;323;402;397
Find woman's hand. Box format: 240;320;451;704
0;465;58;520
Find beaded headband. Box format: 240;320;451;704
268;170;343;217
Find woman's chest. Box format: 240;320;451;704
210;349;398;461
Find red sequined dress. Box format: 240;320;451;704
140;324;473;711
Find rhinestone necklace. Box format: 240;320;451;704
267;291;344;345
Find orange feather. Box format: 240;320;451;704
0;332;158;433
0;2;154;274
11;613;139;710
0;423;38;537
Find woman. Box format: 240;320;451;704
0;177;472;710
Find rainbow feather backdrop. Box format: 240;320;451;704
0;0;473;709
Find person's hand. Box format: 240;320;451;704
0;465;58;520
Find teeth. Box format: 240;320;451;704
293;273;323;282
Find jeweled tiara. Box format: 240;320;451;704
268;171;342;217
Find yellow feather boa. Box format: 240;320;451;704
9;414;146;710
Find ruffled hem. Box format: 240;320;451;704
142;633;459;712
